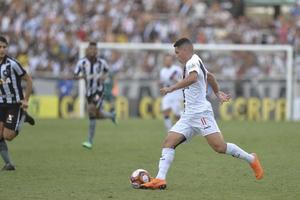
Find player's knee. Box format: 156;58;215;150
3;129;17;141
88;110;97;118
162;138;176;149
4;134;15;141
162;137;184;149
88;106;96;114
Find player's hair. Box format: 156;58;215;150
173;38;192;48
0;36;8;45
88;42;97;47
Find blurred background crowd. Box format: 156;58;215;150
0;0;299;80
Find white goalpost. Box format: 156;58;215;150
78;42;295;120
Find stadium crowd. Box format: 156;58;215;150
0;0;299;79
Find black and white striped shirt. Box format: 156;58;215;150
0;55;26;104
74;57;109;97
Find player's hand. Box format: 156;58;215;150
20;100;29;111
216;91;231;104
160;87;173;96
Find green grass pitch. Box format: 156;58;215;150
0;119;299;200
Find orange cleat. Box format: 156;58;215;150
250;153;264;180
140;178;167;190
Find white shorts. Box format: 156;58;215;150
169;111;220;140
161;95;182;116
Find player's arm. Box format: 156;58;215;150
21;73;33;110
207;72;230;104
71;60;86;80
207;72;219;95
160;71;197;95
12;61;32;109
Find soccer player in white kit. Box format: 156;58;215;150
159;54;183;131
141;38;264;190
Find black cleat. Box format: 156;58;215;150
2;163;16;171
24;111;35;126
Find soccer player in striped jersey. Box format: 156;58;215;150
0;36;35;171
141;38;264;190
159;54;183;131
74;42;116;149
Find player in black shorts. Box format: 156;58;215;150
74;42;116;149
0;36;35;171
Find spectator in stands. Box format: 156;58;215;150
0;0;297;80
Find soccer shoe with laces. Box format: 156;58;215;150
250;153;264;180
82;141;93;149
140;178;167;190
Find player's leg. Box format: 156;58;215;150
2;105;24;141
0;105;32;170
171;98;182;124
2;128;17;141
0;122;13;169
205;132;254;160
141;132;185;189
95;95;116;124
161;96;173;131
205;133;263;179
0;131;15;170
0;107;18;171
156;131;186;179
202;111;263;179
162;108;172;131
97;108;116;124
96;100;116;124
141;116;191;189
82;103;97;149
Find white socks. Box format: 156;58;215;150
154;144;254;180
226;143;255;163
164;117;173;131
156;148;175;180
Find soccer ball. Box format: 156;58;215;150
130;169;151;189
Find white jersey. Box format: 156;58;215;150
183;54;213;114
160;65;183;99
